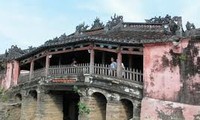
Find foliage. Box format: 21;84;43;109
73;86;90;115
0;88;8;102
78;102;90;115
179;54;187;61
73;85;81;94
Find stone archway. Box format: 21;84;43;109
15;93;22;102
119;99;133;120
89;92;107;120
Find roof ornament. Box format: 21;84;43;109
91;17;104;29
145;14;172;24
0;45;25;60
186;21;195;30
59;33;67;41
146;14;183;36
75;22;89;34
105;14;123;31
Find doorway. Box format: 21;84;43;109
63;92;80;120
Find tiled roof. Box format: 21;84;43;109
44;23;172;45
15;22;180;60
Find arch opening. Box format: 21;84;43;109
120;99;133;120
90;92;107;120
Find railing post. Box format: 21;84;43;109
45;54;50;77
117;46;122;78
29;60;34;80
89;44;94;74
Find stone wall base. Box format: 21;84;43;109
141;97;200;120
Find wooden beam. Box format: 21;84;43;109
50;46;90;55
121;50;143;55
93;47;117;53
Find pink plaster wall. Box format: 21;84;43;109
142;39;200;119
141;97;200;120
12;60;20;86
1;60;20;89
2;62;12;89
143;42;183;101
143;39;200;102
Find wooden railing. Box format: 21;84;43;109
94;64;117;77
48;63;90;77
18;63;143;83
122;68;143;82
93;64;143;82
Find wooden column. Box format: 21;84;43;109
117;46;122;78
45;54;50;77
89;45;95;74
29;60;34;80
129;55;132;68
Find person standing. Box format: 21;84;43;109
72;58;77;67
109;57;117;75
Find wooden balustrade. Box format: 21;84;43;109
122;67;143;82
18;63;143;83
94;64;117;77
48;63;90;77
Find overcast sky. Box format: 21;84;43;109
0;0;200;54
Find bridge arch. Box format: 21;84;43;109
14;93;22;102
119;98;133;120
90;92;107;120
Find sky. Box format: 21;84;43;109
0;0;200;54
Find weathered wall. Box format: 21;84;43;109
12;61;19;86
21;94;37;120
86;94;107;120
1;60;19;89
142;39;200;120
106;101;121;120
141;97;200;120
36;92;63;120
2;62;12;89
79;88;137;120
6;105;21;120
143;39;200;103
143;42;181;101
